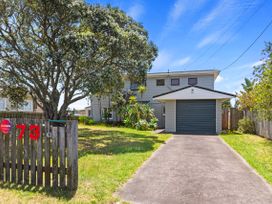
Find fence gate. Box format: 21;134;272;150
0;118;78;190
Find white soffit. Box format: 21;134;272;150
153;86;235;101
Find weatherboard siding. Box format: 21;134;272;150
165;101;176;132
216;99;223;134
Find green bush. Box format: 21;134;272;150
78;116;95;125
238;118;255;134
135;119;149;130
86;118;95;125
149;118;158;129
121;103;158;130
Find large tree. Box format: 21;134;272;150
0;0;157;119
253;42;272;120
237;78;256;111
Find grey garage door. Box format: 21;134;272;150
176;100;216;135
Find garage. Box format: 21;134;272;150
176;100;216;134
153;86;236;134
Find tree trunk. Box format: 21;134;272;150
43;103;67;120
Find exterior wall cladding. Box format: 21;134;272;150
90;74;215;128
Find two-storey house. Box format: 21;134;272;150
90;69;235;134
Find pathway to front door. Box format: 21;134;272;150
118;135;272;204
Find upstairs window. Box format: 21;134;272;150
188;77;198;86
130;82;139;91
156;79;165;86
0;99;5;110
130;80;146;91
19;100;33;112
171;78;180;86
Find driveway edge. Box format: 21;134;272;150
218;136;272;193
114;135;175;201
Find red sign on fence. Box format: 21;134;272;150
0;119;40;140
16;124;40;140
0;119;11;134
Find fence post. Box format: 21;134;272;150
0;130;3;180
67;120;78;191
222;109;229;130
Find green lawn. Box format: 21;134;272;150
221;133;272;184
0;124;171;203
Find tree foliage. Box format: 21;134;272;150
222;100;231;109
138;85;147;98
237;89;256;111
252;42;272;120
241;78;255;93
237;78;256;111
238;42;272;120
0;72;28;109
0;0;157;119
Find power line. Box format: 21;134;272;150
187;1;257;67
221;16;272;71
205;0;267;62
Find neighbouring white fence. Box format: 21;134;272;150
246;111;272;139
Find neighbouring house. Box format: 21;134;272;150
90;69;235;134
0;96;43;113
74;106;91;117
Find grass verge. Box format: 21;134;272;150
221;132;272;184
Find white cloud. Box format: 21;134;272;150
215;75;223;83
169;0;208;22
172;56;191;66
193;0;260;31
127;4;144;20
232;60;265;70
159;0;208;40
170;0;186;22
193;0;236;31
252;60;265;67
152;51;191;71
197;32;220;48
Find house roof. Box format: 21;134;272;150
153;86;236;101
147;69;220;79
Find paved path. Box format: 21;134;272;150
118;135;272;204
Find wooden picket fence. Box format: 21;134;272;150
0;118;78;190
222;108;243;130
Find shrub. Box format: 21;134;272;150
85;118;95;125
238;118;255;134
121;103;158;130
78;116;95;125
149;118;158;129
135;119;149;130
78;116;88;123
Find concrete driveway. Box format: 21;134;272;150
118;135;272;204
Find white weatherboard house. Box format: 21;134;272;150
90;69;235;134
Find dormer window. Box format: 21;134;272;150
171;78;180;86
156;79;165;86
188;77;197;86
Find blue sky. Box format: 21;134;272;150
70;0;272;109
